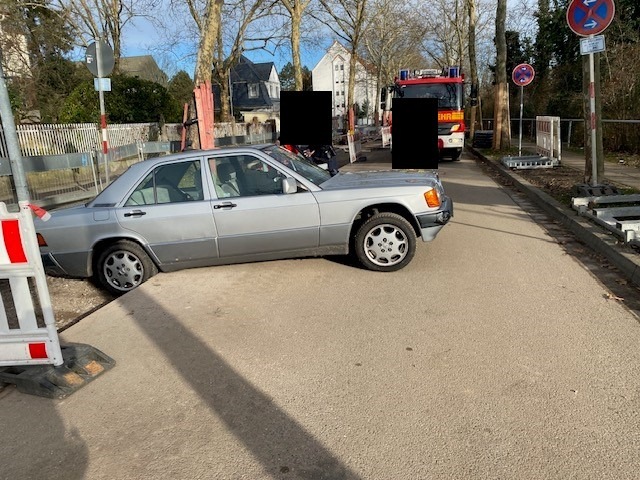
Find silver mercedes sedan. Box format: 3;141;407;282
36;145;452;294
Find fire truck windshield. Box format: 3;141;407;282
398;83;462;110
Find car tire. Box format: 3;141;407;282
96;240;158;295
354;213;417;272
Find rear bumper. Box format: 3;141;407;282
41;250;92;278
416;195;453;241
41;253;68;276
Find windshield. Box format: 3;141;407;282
262;145;332;187
399;83;463;110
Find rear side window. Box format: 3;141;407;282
124;160;203;206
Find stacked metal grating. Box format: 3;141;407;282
501;155;559;170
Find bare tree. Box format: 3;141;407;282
361;0;427;124
317;0;368;129
176;0;278;121
54;0;158;70
419;0;467;68
492;0;510;150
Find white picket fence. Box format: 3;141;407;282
0;123;153;157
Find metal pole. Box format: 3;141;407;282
518;85;524;157
589;48;597;186
96;39;109;185
0;52;29;202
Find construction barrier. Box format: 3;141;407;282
536;116;562;163
0;201;63;367
0;201;115;398
381;126;392;148
347;132;365;163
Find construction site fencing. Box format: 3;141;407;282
0;121;276;209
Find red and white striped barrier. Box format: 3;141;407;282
381;126;392;148
347;132;362;163
0;201;63;367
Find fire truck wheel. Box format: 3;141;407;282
451;150;461;161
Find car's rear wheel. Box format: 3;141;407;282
96;240;157;295
354;213;417;272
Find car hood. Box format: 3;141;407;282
321;170;441;190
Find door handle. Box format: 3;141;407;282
124;210;147;217
214;202;237;209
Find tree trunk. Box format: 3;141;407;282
191;2;222;148
194;3;222;85
493;0;510;150
219;69;231;121
467;0;478;140
291;7;303;91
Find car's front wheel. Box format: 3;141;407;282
96;240;158;295
354;213;417;272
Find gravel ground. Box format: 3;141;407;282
46;276;114;331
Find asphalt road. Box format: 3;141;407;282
2;151;640;479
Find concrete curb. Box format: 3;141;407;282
467;146;640;288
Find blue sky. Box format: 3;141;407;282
114;0;535;80
119;15;331;80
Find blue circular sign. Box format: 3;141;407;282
566;0;615;37
512;64;535;87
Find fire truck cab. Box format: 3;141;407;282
381;67;465;161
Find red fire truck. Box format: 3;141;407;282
381;67;465;161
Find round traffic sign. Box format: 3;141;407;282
512;64;535;87
85;41;115;77
566;0;615;37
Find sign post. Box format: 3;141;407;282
512;63;535;157
567;0;615;186
85;39;115;185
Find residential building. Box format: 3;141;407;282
311;41;377;124
214;55;280;125
119;55;168;87
0;12;30;78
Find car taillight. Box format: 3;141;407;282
424;189;441;208
451;122;465;133
37;233;47;247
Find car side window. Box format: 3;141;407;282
210;155;284;198
125;160;203;206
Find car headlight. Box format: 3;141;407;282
424;189;441;208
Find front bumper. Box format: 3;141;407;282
416;195;453;241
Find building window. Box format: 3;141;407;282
248;83;259;98
340;64;344;71
335;65;339;71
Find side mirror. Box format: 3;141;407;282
282;177;297;194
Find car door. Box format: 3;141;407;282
208;153;320;259
116;157;219;268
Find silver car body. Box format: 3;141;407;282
37;146;452;278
